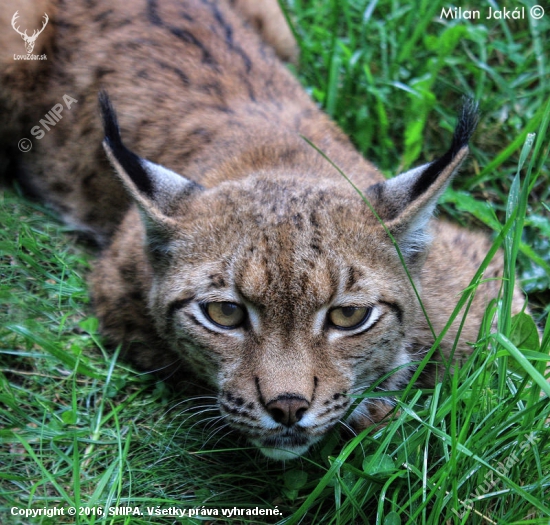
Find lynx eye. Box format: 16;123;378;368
202;302;245;329
329;306;371;330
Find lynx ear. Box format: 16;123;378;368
365;101;478;259
99;92;203;257
99;91;203;218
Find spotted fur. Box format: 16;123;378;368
1;0;525;460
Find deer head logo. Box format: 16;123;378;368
12;11;49;54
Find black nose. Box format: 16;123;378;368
266;395;310;426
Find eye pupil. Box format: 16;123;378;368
341;307;356;318
221;303;236;316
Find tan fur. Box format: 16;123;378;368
231;0;298;64
1;0;525;459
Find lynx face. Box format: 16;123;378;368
99;94;476;459
148;178;417;459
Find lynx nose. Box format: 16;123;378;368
266;395;310;426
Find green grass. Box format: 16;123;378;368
1;0;549;523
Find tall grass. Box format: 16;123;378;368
1;0;549;523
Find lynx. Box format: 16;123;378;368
1;0;524;460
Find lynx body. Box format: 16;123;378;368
0;0;523;459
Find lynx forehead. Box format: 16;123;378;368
1;0;524;460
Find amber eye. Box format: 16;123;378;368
202;302;246;329
329;306;371;330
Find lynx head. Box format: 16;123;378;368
99;93;477;460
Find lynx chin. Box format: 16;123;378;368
0;0;525;460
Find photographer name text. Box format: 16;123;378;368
440;5;545;20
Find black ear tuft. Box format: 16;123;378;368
450;98;479;155
410;99;478;200
98;91;154;197
98;90;121;149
